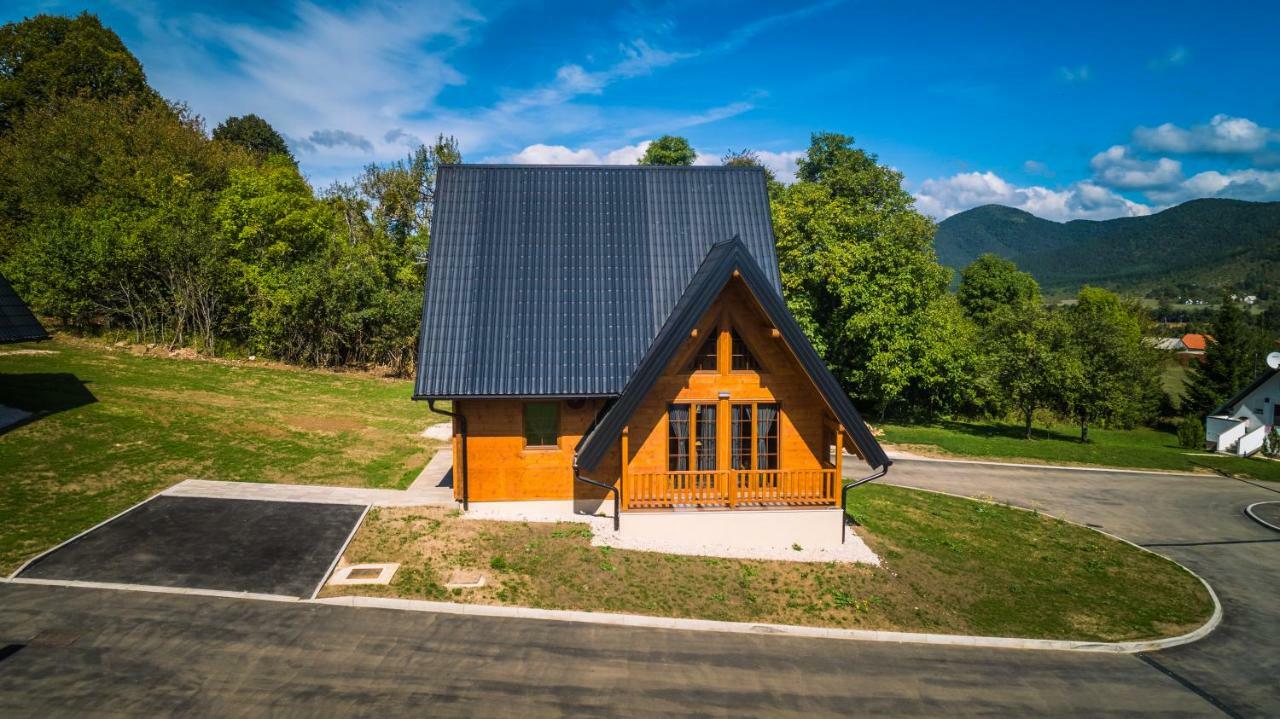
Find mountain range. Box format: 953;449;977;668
933;199;1280;297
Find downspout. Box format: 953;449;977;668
573;459;620;532
841;461;891;544
428;400;468;511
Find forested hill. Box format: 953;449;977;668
933;199;1280;295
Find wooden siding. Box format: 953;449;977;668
455;277;846;506
622;278;836;490
456;397;613;502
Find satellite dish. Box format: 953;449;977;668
1268;352;1280;370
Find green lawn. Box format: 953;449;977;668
0;337;445;573
881;419;1280;482
326;484;1213;642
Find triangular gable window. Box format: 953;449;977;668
690;334;718;371
731;329;760;371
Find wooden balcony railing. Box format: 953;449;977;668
622;469;839;510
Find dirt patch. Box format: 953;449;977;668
0;349;58;356
283;414;365;433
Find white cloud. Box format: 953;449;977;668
914;171;1152;222
1133;114;1275;154
1149;45;1189;70
503;142;805;183
1058;65;1090;83
1145;169;1280;204
1022;160;1052;176
754;150;805;184
1089;145;1182;188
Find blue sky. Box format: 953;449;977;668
7;1;1280;220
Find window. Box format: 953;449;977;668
756;403;779;470
731;404;753;470
691;334;718;371
730;330;760;371
523;402;559;447
667;404;690;471
695;404;718;470
821;425;837;468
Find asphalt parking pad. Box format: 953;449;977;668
16;496;366;597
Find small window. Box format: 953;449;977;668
691;334;718;371
730;330;760;371
523;402;559;447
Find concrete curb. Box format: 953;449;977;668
3;577;297;603
875;452;1208;478
1244;501;1280;532
307;592;1218;654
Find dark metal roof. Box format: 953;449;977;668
574;238;891;473
1212;366;1279;416
0;272;49;344
414;164;781;399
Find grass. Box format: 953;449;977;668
881;419;1280;482
324;484;1213;642
0;336;445;573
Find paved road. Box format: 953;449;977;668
0;459;1275;717
884;458;1280;718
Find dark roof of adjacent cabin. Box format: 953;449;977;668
0;272;49;344
574;238;890;472
1212;366;1279;416
414;164;782;398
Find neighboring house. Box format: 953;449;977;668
1151;337;1183;352
0;272;49;344
1175;333;1212;366
413;165;889;527
1205;358;1280;457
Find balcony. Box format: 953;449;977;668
622;469;839;510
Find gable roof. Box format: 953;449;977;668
574;238;890;472
1212;366;1279;416
414;164;781;399
0;272;49;344
1180;333;1211;351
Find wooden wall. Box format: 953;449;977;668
623;278;835;478
455;397;613;502
455;277;843;503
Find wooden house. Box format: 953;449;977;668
413;165;889;525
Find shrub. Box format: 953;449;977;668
1265;429;1280;458
1176;416;1204;449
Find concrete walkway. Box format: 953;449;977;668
164;449;456;508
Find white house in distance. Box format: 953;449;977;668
1205;354;1280;457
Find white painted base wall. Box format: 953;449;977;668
461;500;880;565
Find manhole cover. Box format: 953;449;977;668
328;563;399;586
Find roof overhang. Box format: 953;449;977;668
573;237;890;473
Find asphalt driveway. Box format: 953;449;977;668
15;496;366;598
882;458;1280;718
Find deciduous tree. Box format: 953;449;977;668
639;135;695;165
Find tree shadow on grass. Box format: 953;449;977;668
925;419;1083;444
0;373;96;436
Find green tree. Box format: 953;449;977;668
1061;287;1161;442
957;253;1041;326
985;305;1077;438
772;132;969;419
1184;297;1261;415
212;114;292;159
639;135;695;166
0;13;152;132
